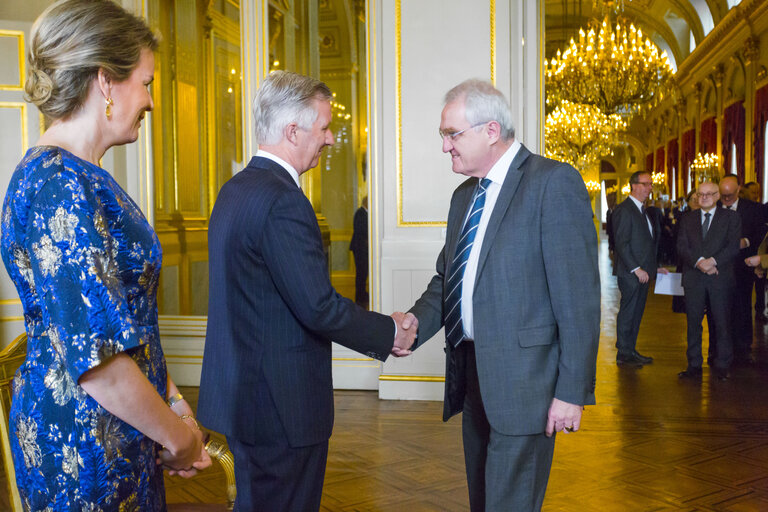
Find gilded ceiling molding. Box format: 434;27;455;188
667;0;706;44
676;0;766;84
743;37;760;64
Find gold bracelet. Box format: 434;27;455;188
180;415;200;431
167;392;184;408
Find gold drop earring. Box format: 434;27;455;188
105;97;114;119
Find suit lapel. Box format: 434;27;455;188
636;205;654;242
472;145;529;288
705;209;726;242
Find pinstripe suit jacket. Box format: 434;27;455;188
197;156;394;447
409;145;600;435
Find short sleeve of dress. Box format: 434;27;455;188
26;163;147;382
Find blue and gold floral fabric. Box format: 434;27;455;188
1;146;166;511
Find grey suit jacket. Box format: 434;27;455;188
409;144;600;436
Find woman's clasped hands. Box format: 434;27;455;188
157;415;212;478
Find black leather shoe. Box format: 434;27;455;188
678;367;703;379
711;367;730;381
632;351;653;365
616;353;643;368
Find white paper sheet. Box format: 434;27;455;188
654;272;684;296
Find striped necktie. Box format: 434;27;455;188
444;178;492;348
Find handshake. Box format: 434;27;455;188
390;312;419;358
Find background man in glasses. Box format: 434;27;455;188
677;181;741;380
717;174;767;365
395;79;600;511
612;170;668;368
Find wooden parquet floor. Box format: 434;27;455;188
166;233;768;511
5;231;768;511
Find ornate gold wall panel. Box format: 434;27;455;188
148;0;241;315
0;30;24;91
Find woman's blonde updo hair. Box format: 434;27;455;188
26;0;159;120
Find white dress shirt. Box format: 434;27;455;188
628;194;653;236
460;139;521;340
701;206;717;225
256;149;301;187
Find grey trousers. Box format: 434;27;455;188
462;341;556;512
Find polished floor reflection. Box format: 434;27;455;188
166;230;768;510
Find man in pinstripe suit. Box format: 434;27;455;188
197;71;415;511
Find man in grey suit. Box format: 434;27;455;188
396;79;600;511
612;170;668;367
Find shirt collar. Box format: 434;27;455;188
628;195;645;212
256;149;301;187
484;139;521;187
723;199;739;210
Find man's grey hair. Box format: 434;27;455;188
254;71;333;145
444;79;515;140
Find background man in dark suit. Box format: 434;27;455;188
349;196;369;307
719;175;767;364
612;171;668;367
677;181;741;380
197;71;415;511
397;79;600;511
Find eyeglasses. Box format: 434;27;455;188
697;192;718;198
438;122;489;141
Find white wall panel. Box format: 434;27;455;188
399;0;491;223
370;0;542;400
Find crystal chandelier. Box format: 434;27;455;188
584;180;602;197
691;153;720;184
545;100;626;172
544;16;674;116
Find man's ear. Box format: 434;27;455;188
486;120;502;144
284;123;299;145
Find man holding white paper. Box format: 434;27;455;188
612;170;669;368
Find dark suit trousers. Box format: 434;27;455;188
228;437;328;512
353;251;369;306
684;278;734;370
226;374;328;512
462;341;556;512
616;273;649;356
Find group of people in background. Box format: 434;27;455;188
608;170;768;381
3;0;600;511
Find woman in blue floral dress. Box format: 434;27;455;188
1;1;210;509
